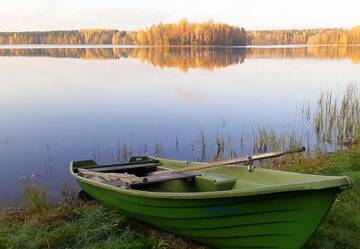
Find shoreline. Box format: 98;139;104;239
1;145;359;249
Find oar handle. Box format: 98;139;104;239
283;147;306;154
250;147;305;161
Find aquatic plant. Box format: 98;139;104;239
311;84;360;147
22;180;50;215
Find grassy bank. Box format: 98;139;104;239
279;145;360;249
1;146;359;249
0;190;205;249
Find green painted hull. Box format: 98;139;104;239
71;157;352;249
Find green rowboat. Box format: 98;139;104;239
70;155;352;249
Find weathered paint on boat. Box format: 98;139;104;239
70;157;352;249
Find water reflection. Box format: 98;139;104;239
0;46;359;72
246;46;360;63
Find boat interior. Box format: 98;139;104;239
71;156;349;193
72;156;240;192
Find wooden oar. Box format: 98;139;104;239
152;147;305;175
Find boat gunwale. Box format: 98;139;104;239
69;158;352;200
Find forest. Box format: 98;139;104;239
0;20;247;46
247;26;360;45
0;29;130;45
0;19;359;45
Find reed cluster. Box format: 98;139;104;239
313;84;360;147
85;84;359;166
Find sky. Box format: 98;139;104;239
1;0;360;32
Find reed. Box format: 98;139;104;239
175;134;180;153
310;84;360;147
143;143;149;154
22;180;50;214
61;182;80;206
250;83;359;157
0;136;9;146
226;135;237;159
213;133;225;161
252;127;286;153
199;131;206;162
154;142;162;156
86;83;359;164
121;142;134;161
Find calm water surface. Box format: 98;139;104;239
0;46;360;205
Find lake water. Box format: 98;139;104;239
0;46;359;205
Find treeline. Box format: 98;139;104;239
247;29;324;45
307;26;360;45
247;26;360;45
0;20;359;45
0;29;133;45
0;20;246;46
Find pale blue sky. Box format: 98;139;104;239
1;0;360;31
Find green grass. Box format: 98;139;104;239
280;145;360;249
0;202;205;249
1;146;359;249
0;185;205;249
0;204;160;249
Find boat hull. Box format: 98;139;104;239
77;179;338;249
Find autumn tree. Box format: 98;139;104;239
132;19;247;46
